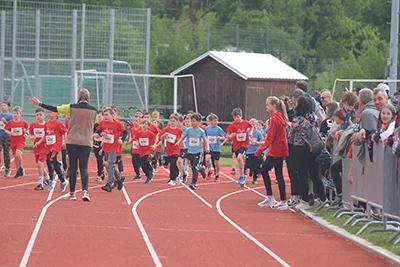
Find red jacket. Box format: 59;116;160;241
255;112;288;157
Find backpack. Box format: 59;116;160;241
302;119;326;154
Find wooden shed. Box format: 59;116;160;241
171;51;308;122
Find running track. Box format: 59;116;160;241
0;153;394;266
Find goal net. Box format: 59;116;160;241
74;70;198;115
332;78;400;99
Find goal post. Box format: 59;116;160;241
332;78;400;97
74;70;198;113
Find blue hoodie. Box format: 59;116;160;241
0;113;13;138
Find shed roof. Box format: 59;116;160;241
171;51;308;81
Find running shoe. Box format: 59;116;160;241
295;200;310;210
145;170;154;184
101;183;112;192
34;184;44;190
133;175;142;181
189;183;196;190
117;176;125;190
82;190;90;202
258;197;276;207
63;192;77;201
230;168;236;175
238;176;246;187
60;180;69;193
168;180;176;186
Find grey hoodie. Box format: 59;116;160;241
360;100;379;131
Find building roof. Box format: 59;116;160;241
171;51;308;81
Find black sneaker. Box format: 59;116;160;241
189;184;196;190
34;184;44;190
19;167;25;177
199;166;206;179
14;168;22;179
252;179;258;184
182;172;188;184
101;183;112;192
112;181;118;189
309;194;315;206
4;168;11;177
117;176;125;190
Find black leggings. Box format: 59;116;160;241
331;159;343;195
245;154;261;180
61;149;68;171
93;147;104;176
131;153;141;176
67;144;91;192
294;145;326;202
141;155;152;176
46;151;65;183
286;143;300;196
168;155;179;180
260;156;286;201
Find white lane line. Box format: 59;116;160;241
162;167;212;208
216;187;291;267
0;181;37;190
122;187;132;205
220;172;267;198
19;179;154;267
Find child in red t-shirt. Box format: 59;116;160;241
151;120;162;172
128;116;142;180
159;113;182;186
37;110;68;192
94;107;126;192
4;106;28;179
30;108;48;190
226;108;252;187
133;119;157;184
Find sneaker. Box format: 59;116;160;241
112;181;118;189
309;194;315;206
43;179;49;186
252;179;258;184
63;192;77;201
189;183;196;190
4;168;11;177
238;176;246;187
182;171;188;184
258;197;276;207
231;168;236;175
19;167;25;177
274;202;289;210
133;175;142;181
295;200;310;210
207;170;213;180
82;190;90;202
95;177;102;182
285;199;294;207
145;171;154;184
47;180;55;191
214;175;220;183
117;176;125;190
60;180;69;193
34;184;44;190
102;183;112;192
168;180;176;186
199;166;206;179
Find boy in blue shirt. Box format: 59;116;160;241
177;113;209;190
0;101;13;177
205;113;225;182
245;119;264;184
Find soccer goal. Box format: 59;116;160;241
332;78;400;96
74;70;198;113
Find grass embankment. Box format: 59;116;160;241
309;205;400;255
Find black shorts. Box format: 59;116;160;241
209;151;221;161
234;147;247;157
179;149;188;159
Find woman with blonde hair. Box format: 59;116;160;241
29;88;98;201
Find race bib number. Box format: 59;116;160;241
103;134;114;144
236;133;246;142
189;137;200;147
208;136;217;144
46;135;56;145
34;128;44;138
12;127;23;136
167;134;177;143
0;121;4;130
132;141;139;149
139;137;149;146
94;136;103;142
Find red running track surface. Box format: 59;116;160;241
0;153;395;267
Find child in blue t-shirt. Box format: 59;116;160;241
245;119;264;184
205;113;226;182
177;113;209;190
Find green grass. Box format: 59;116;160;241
309;206;400;255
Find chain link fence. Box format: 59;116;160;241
0;0;150;117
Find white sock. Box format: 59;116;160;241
39;176;44;185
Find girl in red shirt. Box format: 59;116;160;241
159;113;182;186
128;116;142;180
255;96;289;209
151;120;163;172
4;106;28;179
134;119;157;184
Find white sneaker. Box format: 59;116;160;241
273;202;289;210
257;197;276;207
295;200;310;210
168;180;176;186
